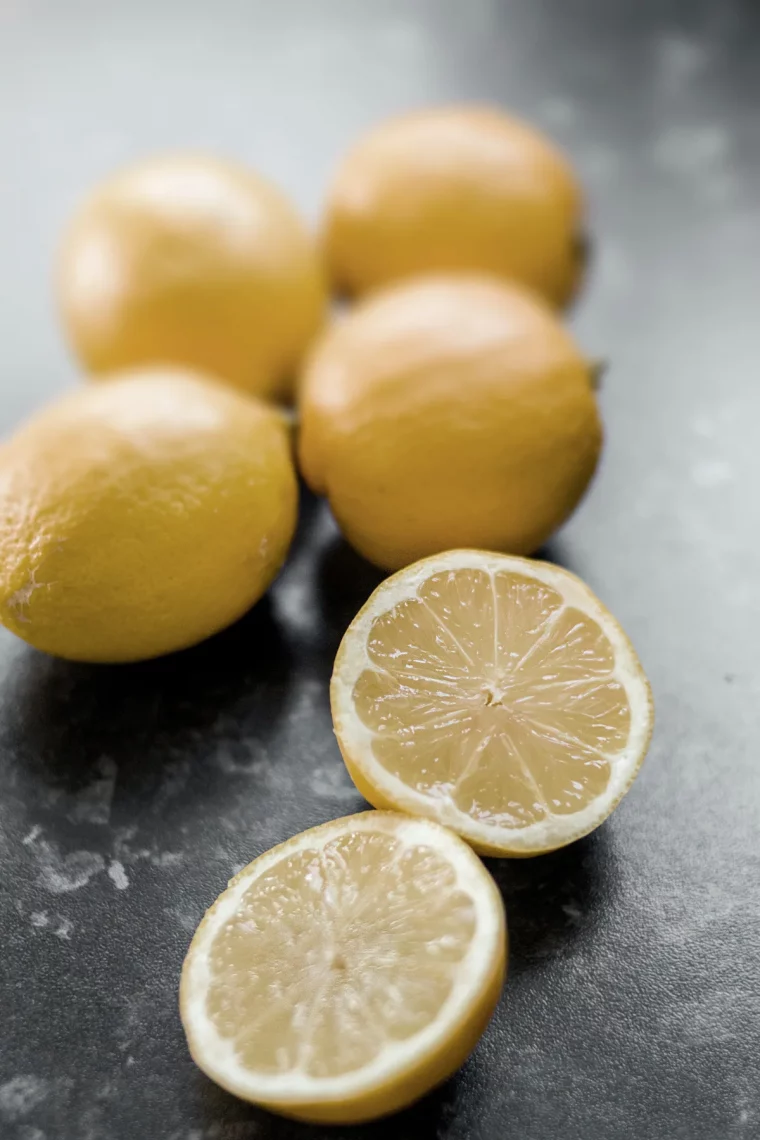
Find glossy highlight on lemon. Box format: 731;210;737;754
323;105;585;306
332;551;653;856
299;274;602;570
0;368;297;662
180;812;506;1124
58;153;327;401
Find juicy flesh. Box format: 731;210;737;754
353;570;631;828
207;830;476;1077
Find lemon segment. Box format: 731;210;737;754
332;552;653;856
180;812;506;1124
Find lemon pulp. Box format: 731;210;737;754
206;829;476;1076
353;567;630;827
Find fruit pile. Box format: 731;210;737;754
0;107;653;1123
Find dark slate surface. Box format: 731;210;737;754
1;1;759;1138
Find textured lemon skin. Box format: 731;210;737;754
57;154;327;401
0;368;298;662
179;811;507;1125
323;105;585;307
330;552;655;858
298;275;602;570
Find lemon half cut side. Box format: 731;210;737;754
332;551;654;856
180;811;506;1123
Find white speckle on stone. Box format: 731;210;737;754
691;460;734;488
0;1076;50;1121
111;825;186;872
107;860;129;890
67;756;117;826
28;910;73;940
272;575;314;633
125;1056;135;1068
22;825;42;847
164;906;200;934
54;916;74;941
310;764;362;802
562;903;583;922
35;842;105;895
150;851;183;868
170;1124;264;1139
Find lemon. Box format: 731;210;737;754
323;105;584;306
0;368;297;662
180;811;506;1123
332;551;653;856
298;274;602;570
57;154;327;401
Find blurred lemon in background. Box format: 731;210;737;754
322;106;585;306
299;275;602;570
58;155;327;401
0;368;297;662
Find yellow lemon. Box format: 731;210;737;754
323;105;584;306
298;275;602;570
57;154;327;401
180;812;506;1123
0;368;297;662
332;552;653;856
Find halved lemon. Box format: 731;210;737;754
180;812;506;1124
332;551;653;856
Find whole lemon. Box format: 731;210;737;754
0;369;297;662
323;106;584;307
58;154;327;401
299;276;602;570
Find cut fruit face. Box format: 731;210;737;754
332;551;653;856
180;812;506;1124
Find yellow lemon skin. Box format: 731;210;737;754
323;106;585;307
57;154;327;401
298;275;602;571
0;369;298;662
